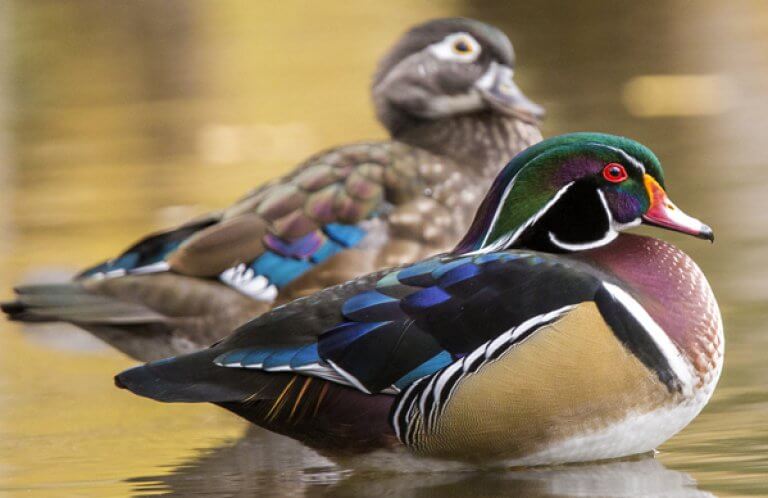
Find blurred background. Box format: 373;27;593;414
0;1;766;496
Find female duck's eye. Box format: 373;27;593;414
453;39;472;54
430;33;481;62
602;163;628;183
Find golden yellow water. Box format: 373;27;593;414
1;1;767;496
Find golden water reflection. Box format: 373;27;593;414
1;0;767;496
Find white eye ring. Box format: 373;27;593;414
429;32;481;63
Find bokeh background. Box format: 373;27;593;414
0;1;766;496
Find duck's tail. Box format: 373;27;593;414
1;283;165;323
114;347;285;403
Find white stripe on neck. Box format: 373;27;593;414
476;181;575;254
601;282;694;396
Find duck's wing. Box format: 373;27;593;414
119;250;681;402
76;213;222;279
3;143;405;359
78;143;397;297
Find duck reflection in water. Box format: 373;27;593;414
129;427;713;498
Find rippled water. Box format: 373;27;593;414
1;1;766;496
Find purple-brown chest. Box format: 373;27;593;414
576;234;723;385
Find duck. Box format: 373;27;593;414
115;132;723;467
1;18;543;361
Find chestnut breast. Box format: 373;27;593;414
574;234;723;386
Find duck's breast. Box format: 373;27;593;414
576;234;724;393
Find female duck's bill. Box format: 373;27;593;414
115;133;722;467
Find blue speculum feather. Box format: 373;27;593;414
250;252;313;288
324;223;366;247
244;223;367;289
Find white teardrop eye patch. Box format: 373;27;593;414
429;32;482;63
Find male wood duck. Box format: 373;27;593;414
116;133;723;467
1;18;543;361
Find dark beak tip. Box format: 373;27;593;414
701;226;715;243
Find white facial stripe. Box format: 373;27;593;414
548;230;619;251
478;171;521;249
480;179;645;255
601;282;694;395
429;32;482;63
598;144;646;174
547;189;643;252
477;182;576;253
547;189;618;252
613;217;642;230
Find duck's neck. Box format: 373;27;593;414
394;113;542;180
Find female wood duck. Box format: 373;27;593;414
116;133;723;467
1;18;543;361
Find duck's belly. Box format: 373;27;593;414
398;302;712;465
501;392;713;466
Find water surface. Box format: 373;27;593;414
1;1;766;496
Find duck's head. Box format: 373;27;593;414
455;132;714;254
372;18;544;136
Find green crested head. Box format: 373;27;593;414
455;132;713;254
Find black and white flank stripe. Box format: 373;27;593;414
391;306;574;446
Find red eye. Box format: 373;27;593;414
602;163;628;183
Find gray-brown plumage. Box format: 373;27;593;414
2;18;543;361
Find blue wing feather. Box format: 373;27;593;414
400;286;452;310
395;259;442;287
241;350;272;368
393;351;453;389
319;321;393;359
342;290;401;321
262;348;301;370
214;349;251;367
290;343;321;369
437;262;481;288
